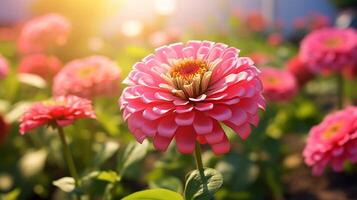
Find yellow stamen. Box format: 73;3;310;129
322;122;343;140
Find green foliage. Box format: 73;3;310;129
122;189;183;200
184;168;223;200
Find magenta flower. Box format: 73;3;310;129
17;13;71;54
286;56;315;87
0;54;9;80
18;54;62;81
53;56;121;99
120;41;265;155
260;67;297;102
20;95;96;135
303;106;357;176
299;28;357;74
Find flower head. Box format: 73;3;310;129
267;33;283;46
17;13;71;54
286;56;315;87
53;56;121;99
0;54;9;80
303;106;357;176
0;114;9;144
246;11;267;32
260;67;297;102
120;41;265;155
18;54;62;81
299;28;357;74
20;95;96;135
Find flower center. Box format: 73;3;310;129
171;60;208;80
322;121;343;140
43;99;67;106
164;59;213;99
263;76;280;85
323;37;343;48
77;66;97;78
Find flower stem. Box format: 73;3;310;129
194;142;206;183
57;126;81;199
337;73;344;109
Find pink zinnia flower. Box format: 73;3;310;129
286;56;315;87
299;28;357;74
18;54;62;81
267;33;283;46
0;55;9;80
0;114;9;144
246;11;267;32
249;52;271;66
119;41;265;155
53;56;121;99
19;95;96;135
260;67;297;102
303;106;357;176
17;13;71;54
309;13;330;31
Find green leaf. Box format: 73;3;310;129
184;168;223;200
53;177;75;193
96;170;121;183
117;140;149;174
149;176;183;193
2;188;21;200
122;188;183;200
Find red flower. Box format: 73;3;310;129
267;33;283;46
286;56;315;87
18;54;62;81
20;95;96;135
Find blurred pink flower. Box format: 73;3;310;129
149;31;170;47
0;55;9;80
303;106;357;176
309;13;330;30
0;26;19;41
18;54;62;81
120;41;265;155
343;64;357;79
260;67;297;102
0;114;9;144
17;13;71;54
293;17;306;30
249;52;271;66
286;56;315;87
53;56;121;99
300;28;357;74
246;11;267;32
20;95;96;135
267;33;283;46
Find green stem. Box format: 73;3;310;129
57;126;81;200
194;142;206;183
337;73;344;109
